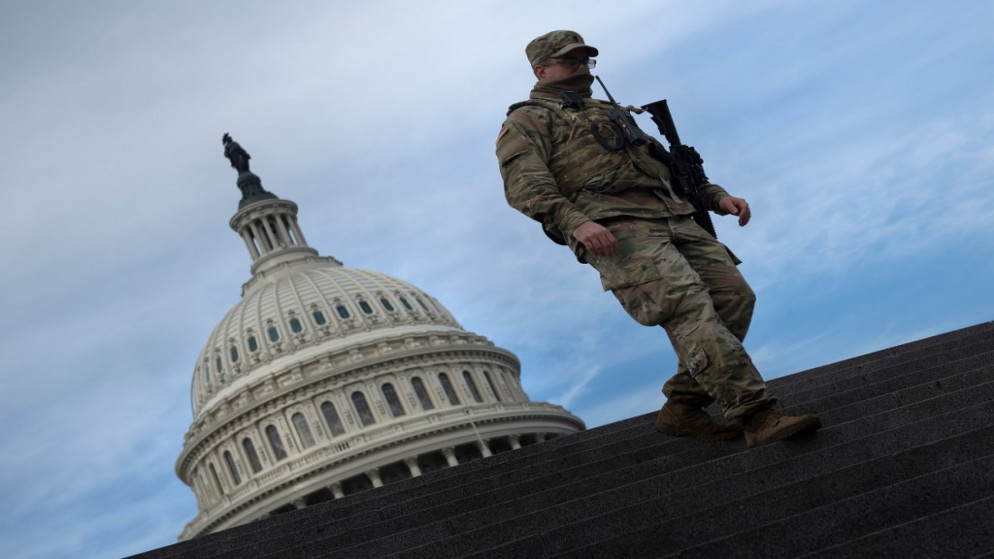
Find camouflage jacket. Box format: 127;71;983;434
496;90;730;246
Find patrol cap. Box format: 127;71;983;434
526;30;599;67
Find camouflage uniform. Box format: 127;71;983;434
496;31;774;419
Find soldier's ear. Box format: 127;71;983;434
533;65;545;80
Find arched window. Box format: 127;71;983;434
265;425;287;460
380;298;395;312
415;296;430;312
229;346;239;363
463;371;483;403
352;391;376;426
359;300;374;314
439;373;460;406
215;356;223;374
292;413;315;448
242;438;263;473
312;310;327;325
411;377;434;410
399;296;414;311
289;318;303;333
267;326;280;342
381;383;405;417
484;371;502;402
247;336;258;352
320;401;345;436
336;305;350;319
223;451;241;485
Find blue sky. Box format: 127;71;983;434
1;1;992;557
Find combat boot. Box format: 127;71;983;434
742;407;821;448
655;400;743;442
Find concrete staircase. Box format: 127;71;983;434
132;322;994;558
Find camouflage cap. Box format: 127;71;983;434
526;30;599;67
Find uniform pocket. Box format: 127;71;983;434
587;231;663;290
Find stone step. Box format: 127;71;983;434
273;382;994;557
126;322;994;559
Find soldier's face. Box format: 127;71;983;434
534;47;590;81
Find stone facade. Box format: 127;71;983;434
175;172;584;540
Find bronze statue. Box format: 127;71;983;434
222;133;251;173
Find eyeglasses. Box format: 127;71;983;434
541;57;596;70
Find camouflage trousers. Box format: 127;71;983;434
585;215;774;419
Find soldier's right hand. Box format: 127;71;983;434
573;221;618;257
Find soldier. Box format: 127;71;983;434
495;30;821;448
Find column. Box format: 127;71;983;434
248;221;270;254
274;216;293;246
366;468;383;488
442;446;458;467
508;435;521;450
478;439;492;458
240;231;260;259
404;457;422;478
288;216;307;245
329;482;344;499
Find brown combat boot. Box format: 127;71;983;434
655;400;744;442
742;407;821;448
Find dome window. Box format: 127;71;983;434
289;318;303;334
399;296;414;311
411;377;434;410
351;391;376;426
242;438;263;473
463;371;483;403
320;401;345;436
223;451;241;486
439;373;460;406
380;298;395;312
292;413;315;448
265;425;287;461
359;300;374;315
415;296;430;312
381;383;406;417
336;305;351;319
267;327;280;342
312;310;327;326
229;346;239;363
215;357;223;374
247;336;258;352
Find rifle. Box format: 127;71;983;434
640;99;718;239
593;75;654;150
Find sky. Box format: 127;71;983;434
1;0;992;557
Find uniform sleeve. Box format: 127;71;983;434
700;183;731;214
495;109;591;239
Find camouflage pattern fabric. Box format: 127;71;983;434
497;92;731;251
601;216;773;419
525;30;599;67
496;80;773;419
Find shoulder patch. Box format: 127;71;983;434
495;124;510;147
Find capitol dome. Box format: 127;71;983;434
175;140;584;540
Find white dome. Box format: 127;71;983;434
192;259;464;417
176;156;583;540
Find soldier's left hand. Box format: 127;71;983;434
719;197;751;226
